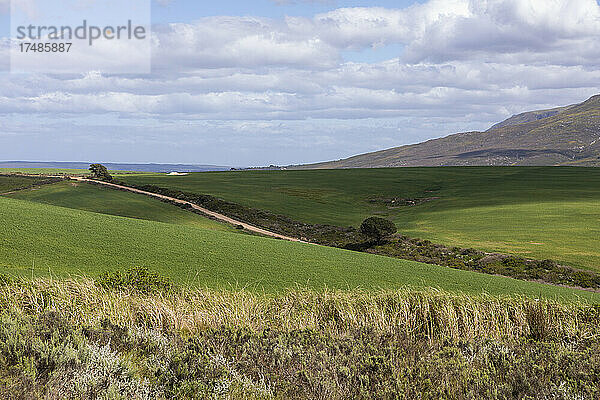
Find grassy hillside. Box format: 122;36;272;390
0;196;598;301
7;180;233;231
0;175;57;193
118;167;600;271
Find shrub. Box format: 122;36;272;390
360;217;397;243
95;267;172;294
88;163;113;181
1;286;600;400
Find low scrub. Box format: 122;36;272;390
371;236;600;290
0;278;599;399
96;267;173;294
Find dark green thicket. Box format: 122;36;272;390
88;163;113;181
360;216;397;243
372;236;600;289
0;274;11;286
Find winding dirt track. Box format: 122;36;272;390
72;177;308;243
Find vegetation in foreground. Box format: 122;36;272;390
2;196;600;301
118;167;600;271
1;273;599;399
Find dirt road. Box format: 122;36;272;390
72;177;308;243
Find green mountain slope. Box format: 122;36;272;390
301;95;600;168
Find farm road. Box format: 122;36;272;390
72;177;308;243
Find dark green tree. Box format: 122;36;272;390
360;217;397;243
89;163;113;181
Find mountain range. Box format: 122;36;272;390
299;94;600;169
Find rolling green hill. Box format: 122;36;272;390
300;94;600;168
6;180;234;231
118;167;600;271
1;195;598;301
0;175;57;193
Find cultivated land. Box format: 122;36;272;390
0;194;598;300
7;180;234;231
118;166;600;271
0;175;52;193
2;170;600;398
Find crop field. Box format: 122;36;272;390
0;175;53;193
1;195;598;301
6;180;234;231
118;167;600;271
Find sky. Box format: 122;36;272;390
1;0;600;166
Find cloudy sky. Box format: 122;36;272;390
1;0;600;166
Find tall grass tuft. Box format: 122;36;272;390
1;278;598;342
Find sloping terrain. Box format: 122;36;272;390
301;95;600;168
0;174;58;193
6;180;234;231
1;195;598;300
119;167;600;271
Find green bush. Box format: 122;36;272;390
95;267;172;294
360;217;397;243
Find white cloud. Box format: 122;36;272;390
1;0;600;164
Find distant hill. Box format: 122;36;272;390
0;161;232;173
298;95;600;168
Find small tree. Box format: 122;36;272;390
360;217;397;243
89;163;113;181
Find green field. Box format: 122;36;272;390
118;167;600;271
7;180;234;231
1;195;598;301
0;175;50;193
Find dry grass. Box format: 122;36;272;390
2;278;598;342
